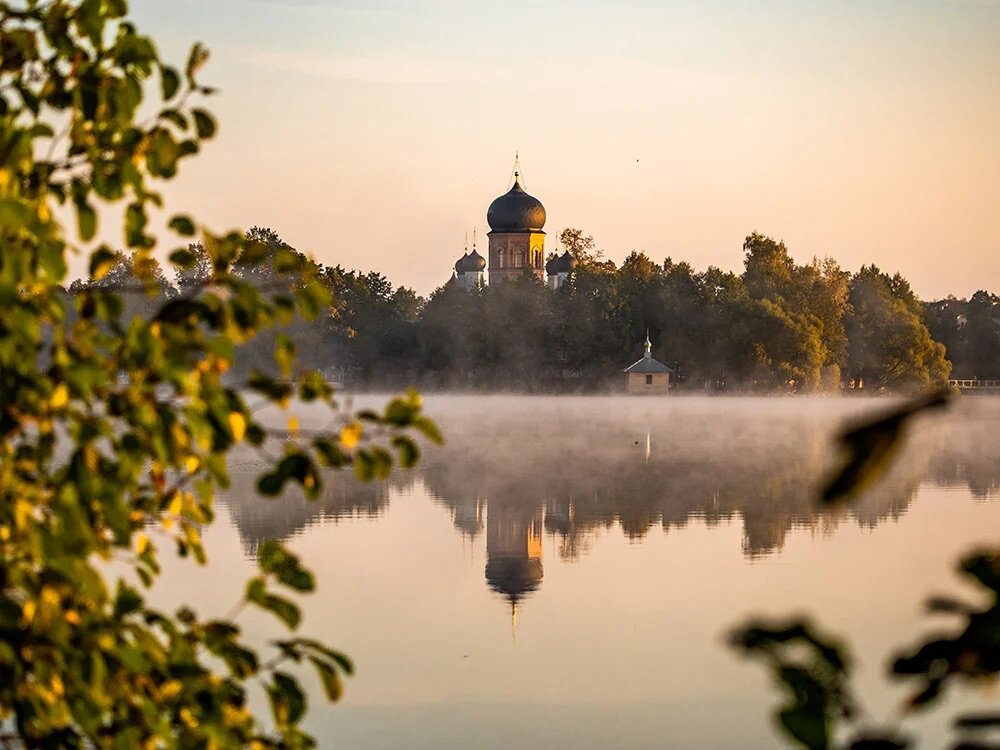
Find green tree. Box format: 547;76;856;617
0;3;439;747
557;227;605;267
846;266;951;390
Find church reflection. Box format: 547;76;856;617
485;504;544;629
221;398;1000;621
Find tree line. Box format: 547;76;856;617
69;227;1000;392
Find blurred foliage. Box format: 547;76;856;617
0;1;439;747
732;390;1000;749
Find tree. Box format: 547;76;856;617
0;3;439;748
557;227;605;267
846;266;951;390
175;242;213;291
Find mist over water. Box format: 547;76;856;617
225;395;996;558
182;396;1000;749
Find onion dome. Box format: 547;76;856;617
486;556;543;602
546;251;578;275
487;175;546;232
455;248;486;273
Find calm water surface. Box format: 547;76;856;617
152;396;1000;749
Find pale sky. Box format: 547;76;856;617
128;0;1000;299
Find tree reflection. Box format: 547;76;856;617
220;398;1000;613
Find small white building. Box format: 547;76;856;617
624;334;674;395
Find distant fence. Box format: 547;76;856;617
949;379;1000;390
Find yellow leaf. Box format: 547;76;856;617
136;532;150;555
185;455;200;473
14;499;33;530
228;412;246;442
64;610;81;626
339;422;362;450
160;680;182;700
50;384;69;409
287;415;299;436
168;493;183;516
180;707;199;729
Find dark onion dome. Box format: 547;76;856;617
487;176;546;232
556;251;577;273
546;251;578;275
486;555;543;602
456;248;486;273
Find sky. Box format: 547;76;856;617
127;0;1000;299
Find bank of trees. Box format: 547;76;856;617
69;229;975;392
925;291;1000;380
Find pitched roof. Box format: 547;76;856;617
624;356;674;374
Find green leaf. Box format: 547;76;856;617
309;656;344;702
113;580;143;618
192;108;217;139
414;416;444;445
125;202;148;248
89;247;119;280
268;672;307;726
313;438;347;468
247;579;301;630
160;64;181;99
186;42;210;85
258;541;315;592
274;334;295;379
169;248;196;268
168;214;196;237
393;435;420;468
158;108;188;129
76;200;97;242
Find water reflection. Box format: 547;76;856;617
222;396;1000;614
485;503;544;630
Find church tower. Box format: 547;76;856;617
486;161;546;284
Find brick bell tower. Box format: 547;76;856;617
486;157;546;284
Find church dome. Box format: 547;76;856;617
456;248;486;273
486;556;543;602
545;251;577;275
487;177;546;232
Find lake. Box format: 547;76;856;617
150;395;1000;749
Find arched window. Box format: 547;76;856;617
496;250;504;268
